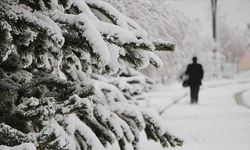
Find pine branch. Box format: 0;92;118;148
153;41;175;51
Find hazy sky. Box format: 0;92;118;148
169;0;250;32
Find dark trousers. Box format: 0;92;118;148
190;85;200;104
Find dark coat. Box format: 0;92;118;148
185;63;204;86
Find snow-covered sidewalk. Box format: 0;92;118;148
142;72;250;150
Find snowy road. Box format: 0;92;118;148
142;72;250;150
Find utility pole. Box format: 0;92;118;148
211;0;219;76
211;0;217;48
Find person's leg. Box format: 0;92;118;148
193;85;200;103
190;86;195;104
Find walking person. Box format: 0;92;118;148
185;57;204;104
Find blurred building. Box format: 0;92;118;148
239;52;250;71
239;24;250;71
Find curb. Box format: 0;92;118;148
234;89;250;109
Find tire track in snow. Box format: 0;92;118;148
159;92;188;115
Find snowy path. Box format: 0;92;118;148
142;72;250;150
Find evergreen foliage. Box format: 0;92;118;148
0;0;183;149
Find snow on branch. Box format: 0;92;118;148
51;11;111;66
86;0;149;41
109;102;146;131
86;0;129;29
64;114;105;150
142;109;184;148
94;21;154;51
0;143;36;150
0;123;30;146
148;51;164;68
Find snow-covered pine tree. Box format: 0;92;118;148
0;0;182;149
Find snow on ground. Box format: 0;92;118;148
140;71;250;150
